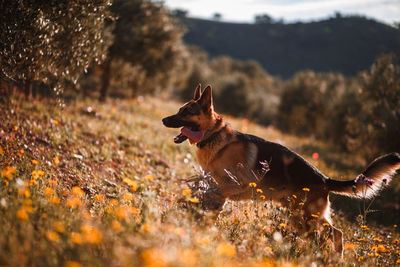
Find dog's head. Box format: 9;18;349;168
162;84;214;144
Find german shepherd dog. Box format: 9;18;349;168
162;84;400;254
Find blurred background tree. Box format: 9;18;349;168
98;0;185;100
0;0;112;97
254;14;272;24
344;54;400;159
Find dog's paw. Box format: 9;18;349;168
201;189;225;211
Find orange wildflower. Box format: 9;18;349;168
1;166;16;179
32;170;45;179
81;224;102;244
71;186;84;197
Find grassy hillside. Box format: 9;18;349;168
181;16;400;78
1;96;399;266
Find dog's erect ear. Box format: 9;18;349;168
194;83;201;100
199;85;213;110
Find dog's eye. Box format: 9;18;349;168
179;108;190;116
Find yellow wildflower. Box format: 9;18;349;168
323;222;330;227
49;179;57;185
23;199;32;206
46;230;60;242
66;197;82;208
392;239;399;245
24;205;33;213
279;223;287;228
70;232;83;245
53;221;65;233
44;187;55;196
81;224;102;244
17;208;28;221
182;188;192;196
256;188;263;193
54;156;60;166
188;197;199;203
49;196;60;204
18;188;31;198
110;199;119;205
302;187;310;192
95;194;105;202
32;170;45;179
357;256;363;262
71;186;84;197
373;237;382;242
141;248;169;267
115;206;129;219
31;159;39;165
377;244;389;253
144;175;154;180
65;261;82;267
344;243;356;250
111;220;123;233
123;193;135;201
371;244;389;253
143;224;152;233
1;166;16;179
311;214;319;218
233;217;239;224
259;195;266;200
13;125;18;131
249;182;257;188
40;147;44;151
129;207;139;214
216;242;236;257
292;194;297;199
29;179;37;186
123;178;138;191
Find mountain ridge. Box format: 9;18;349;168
180;16;400;78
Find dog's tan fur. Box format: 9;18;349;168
162;84;400;254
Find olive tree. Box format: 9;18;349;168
0;0;112;97
99;0;185;100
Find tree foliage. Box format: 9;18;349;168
346;54;400;158
99;0;185;100
0;0;112;96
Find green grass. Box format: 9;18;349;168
0;95;399;266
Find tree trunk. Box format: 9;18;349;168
99;60;111;102
24;78;31;98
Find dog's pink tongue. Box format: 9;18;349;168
181;127;203;142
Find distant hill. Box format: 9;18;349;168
180;16;400;78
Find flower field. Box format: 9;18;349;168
0;96;399;266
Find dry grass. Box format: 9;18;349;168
0;95;399;266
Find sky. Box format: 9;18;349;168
163;0;400;25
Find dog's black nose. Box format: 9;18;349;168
162;117;168;125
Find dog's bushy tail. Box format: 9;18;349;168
327;152;400;199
